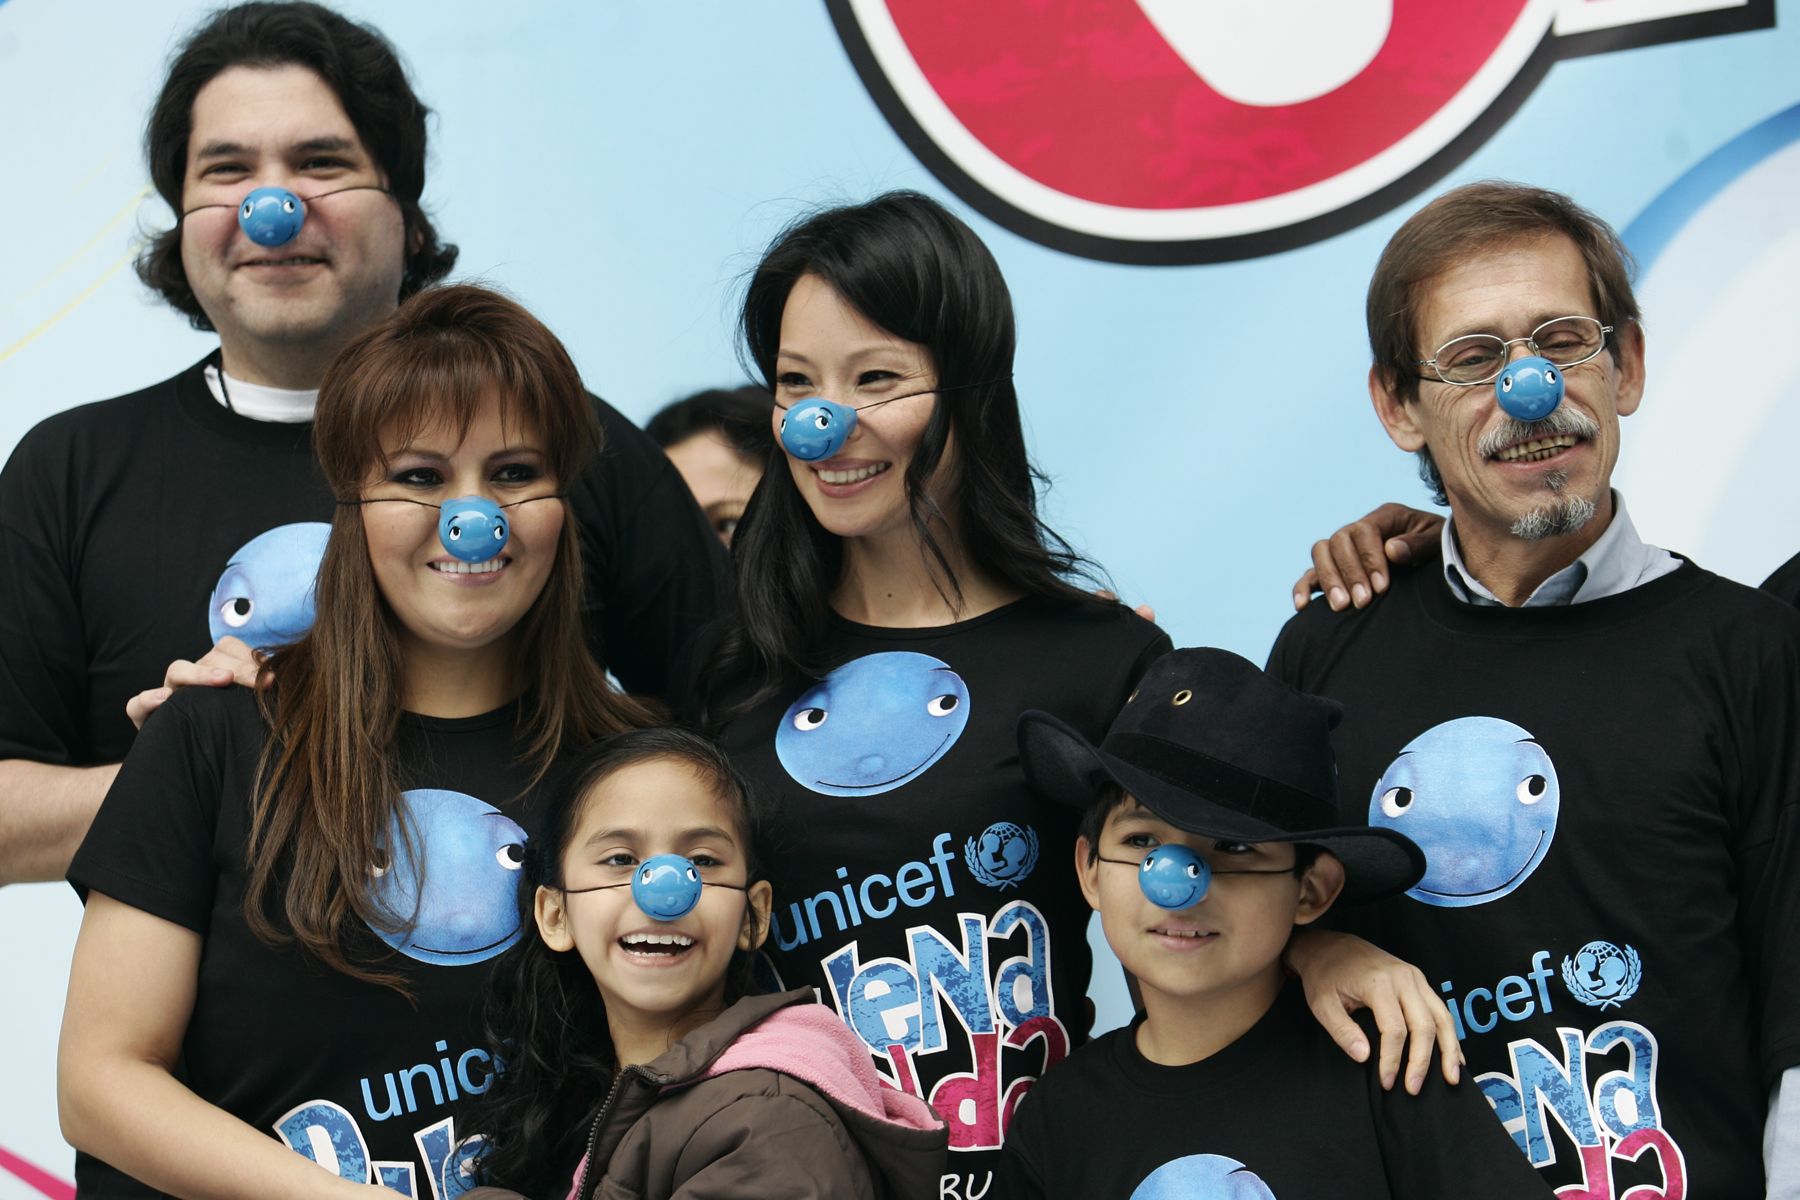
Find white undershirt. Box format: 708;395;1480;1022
203;363;317;424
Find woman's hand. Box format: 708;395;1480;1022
59;893;370;1200
126;636;265;729
1292;503;1444;612
1284;927;1461;1094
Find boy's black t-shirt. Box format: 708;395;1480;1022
712;597;1169;1197
0;356;725;766
996;983;1552;1199
66;686;545;1199
1268;561;1800;1199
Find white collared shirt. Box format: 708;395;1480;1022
1440;491;1682;607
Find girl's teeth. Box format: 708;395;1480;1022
818;463;889;485
621;933;695;949
430;558;507;575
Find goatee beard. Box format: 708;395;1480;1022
1511;472;1598;540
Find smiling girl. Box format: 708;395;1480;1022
57;285;653;1199
469;728;945;1200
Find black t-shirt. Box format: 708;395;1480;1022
1268;561;1800;1199
0;355;726;766
1763;551;1800;608
996;983;1552;1199
67;686;546;1199
712;596;1169;1199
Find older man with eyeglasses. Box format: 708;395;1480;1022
1269;181;1800;1198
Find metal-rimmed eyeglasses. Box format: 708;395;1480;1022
1416;316;1613;386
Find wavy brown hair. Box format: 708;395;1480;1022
243;284;656;987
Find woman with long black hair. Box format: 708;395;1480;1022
697;192;1167;1190
700;193;1456;1194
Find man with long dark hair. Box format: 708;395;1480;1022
0;2;725;887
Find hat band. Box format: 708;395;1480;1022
1103;731;1339;832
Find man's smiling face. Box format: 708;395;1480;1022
179;64;406;365
1374;233;1645;558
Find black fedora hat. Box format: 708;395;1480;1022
1017;648;1422;902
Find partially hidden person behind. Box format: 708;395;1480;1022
467;727;946;1200
697;191;1462;1194
0;1;724;887
645;386;774;547
998;649;1552;1199
57;285;656;1198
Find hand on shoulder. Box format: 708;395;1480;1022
126;636;266;730
1293;503;1443;613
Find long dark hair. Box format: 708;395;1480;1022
711;191;1103;713
473;727;769;1196
137;1;457;327
244;285;657;988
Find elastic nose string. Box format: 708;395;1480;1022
1096;846;1298;911
562;853;750;923
180;184;395;248
1495;356;1564;421
773;376;1011;463
337;493;565;564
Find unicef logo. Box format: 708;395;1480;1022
1561;941;1642;1010
964;822;1039;890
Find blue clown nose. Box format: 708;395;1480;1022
779;398;858;462
438;496;509;563
632;854;704;921
1139;845;1211;910
237;187;306;247
1495;356;1564;421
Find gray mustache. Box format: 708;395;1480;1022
1478;407;1600;459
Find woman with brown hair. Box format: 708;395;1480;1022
57;284;652;1199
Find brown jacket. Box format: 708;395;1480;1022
469;989;947;1199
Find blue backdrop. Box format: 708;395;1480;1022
2;1;1795;1188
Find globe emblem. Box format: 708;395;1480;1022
1560;940;1642;1010
964;821;1039;890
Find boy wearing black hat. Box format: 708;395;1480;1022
997;649;1549;1199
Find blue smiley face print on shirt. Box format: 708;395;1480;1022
207;522;331;650
1368;716;1560;908
1132;1154;1277;1199
775;652;971;796
367;788;527;965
